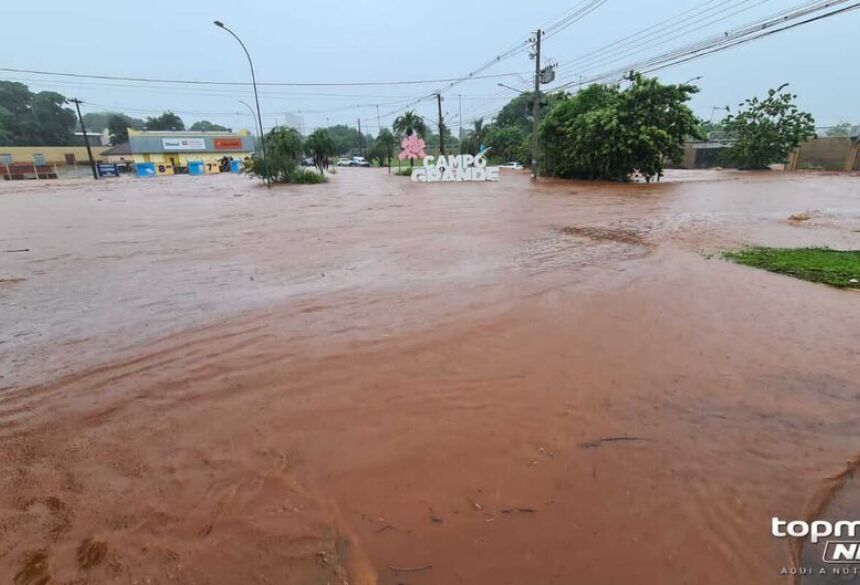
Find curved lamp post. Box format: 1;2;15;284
214;20;268;181
238;100;260;136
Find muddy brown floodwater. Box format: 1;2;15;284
1;169;859;585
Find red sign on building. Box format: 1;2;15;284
214;138;244;150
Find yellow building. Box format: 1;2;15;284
114;129;255;175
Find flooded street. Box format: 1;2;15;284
1;169;859;584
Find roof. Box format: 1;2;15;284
100;142;132;156
127;129;251;137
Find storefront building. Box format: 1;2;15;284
120;129;256;175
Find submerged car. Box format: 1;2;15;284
349;156;371;167
499;162;523;170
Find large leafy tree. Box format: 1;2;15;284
31;91;77;146
190;120;231;132
107;113;144;145
723;84;815;169
0;81;76;146
304;129;337;174
82;111;144;133
324;124;369;155
485;125;529;163
144;111;185;131
541;75;700;182
495;92;563;134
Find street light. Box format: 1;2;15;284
497;82;528;96
238;100;259;136
214;20;267;180
682;75;704;85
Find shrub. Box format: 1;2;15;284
249;126;303;183
723;84;816;170
540;75;700;182
289;168;328;184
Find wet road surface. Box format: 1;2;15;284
1;169;859;584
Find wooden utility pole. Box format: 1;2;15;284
357;118;363;155
436;92;445;156
70;98;98;180
531;30;542;181
376;105;382;133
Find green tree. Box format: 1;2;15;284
723;84;816;169
369;128;397;171
144;111;185;131
324;124;366;155
107;114;144;145
825;122;852;137
83;111;144;136
460;118;488;155
250;126;303;183
485;125;529;163
393;111;428;168
190;120;231;132
304;129;337;174
541;76;700;182
31;91;76;146
0;81;76;146
393;110;428;138
495;92;562;134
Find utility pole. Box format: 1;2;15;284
436;92;445;156
70;98;98;180
376;105;382;133
531;29;542;181
357;118;363;155
458;93;463;153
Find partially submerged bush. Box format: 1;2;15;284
540;75;700;182
290;168;327;184
722;84;816;170
249;126;328;184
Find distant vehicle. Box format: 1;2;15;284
336;158;352;167
301;157;315;167
500;162;523;170
349;156;371;167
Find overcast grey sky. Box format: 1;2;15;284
2;0;858;134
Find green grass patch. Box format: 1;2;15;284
723;247;860;289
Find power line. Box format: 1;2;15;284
0;67;527;87
552;0;860;90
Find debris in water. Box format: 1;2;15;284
581;437;649;449
389;564;433;573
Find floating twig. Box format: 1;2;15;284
580;436;649;449
389;564;432;573
2;249;29;253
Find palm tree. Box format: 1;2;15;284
393;110;428;139
375;128;397;173
393;111;428;168
461;118;486;155
304;129;336;175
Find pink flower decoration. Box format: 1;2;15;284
399;134;427;161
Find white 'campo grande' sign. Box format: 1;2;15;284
161;138;206;151
411;153;500;183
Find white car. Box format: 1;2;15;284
500;162;523;170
